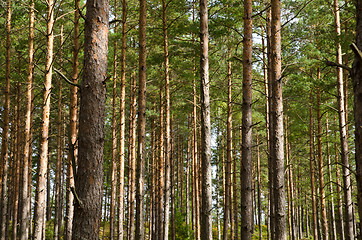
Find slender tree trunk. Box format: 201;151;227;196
223;48;232;240
110;2;118;238
270;0;286;237
316;85;329;240
72;0;109;238
158;77;165;240
128;73;137;240
65;1;80;239
333;0;354;238
135;0;146;237
309;91;318;240
352;0;362;236
0;0;11;238
33;0;54;237
20;1;35;238
256;132;262;240
162;0;172;237
325;113;337;240
54;25;64;240
118;0;127;238
240;0;253;236
199;0;212;238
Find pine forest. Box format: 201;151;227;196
1;0;362;239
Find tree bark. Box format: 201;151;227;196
118;0;127;238
72;0;109;238
352;0;362;236
316;85;329;240
33;0;54;237
135;0;146;237
20;1;35;238
199;0;212;238
270;0;286;237
110;2;118;238
162;0;171;238
240;0;253;236
54;25;64;240
309;91;318;240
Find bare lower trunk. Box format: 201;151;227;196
352;0;362;236
20;1;34;238
135;0;146;237
33;1;54;238
240;0;253;236
199;0;212;238
118;0;127;238
270;0;286;237
72;0;109;239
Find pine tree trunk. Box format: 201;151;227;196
72;0;109;238
118;0;127;238
316;85;329;240
65;1;80;239
20;1;34;238
128;73;137;240
135;0;146;237
240;0;253;235
54;25;64;240
325;114;337;240
158;77;165;240
270;0;286;237
333;0;354;238
110;2;118;238
256;132;262;240
33;0;54;237
199;0;212;238
309;91;318;240
352;0;362;236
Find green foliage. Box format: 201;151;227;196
174;211;193;240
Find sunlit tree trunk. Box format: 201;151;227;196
118;0;127;238
110;2;118;239
333;0;354;238
200;0;212;237
128;73;137;240
20;1;34;238
33;0;54;237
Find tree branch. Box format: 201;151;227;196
350;43;362;61
54;68;80;88
324;59;351;72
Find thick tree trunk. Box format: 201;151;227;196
20;1;35;239
72;0;109;239
199;0;212;238
270;0;286;237
33;0;54;238
118;0;127;238
352;0;362;236
240;0;253;236
135;0;146;237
